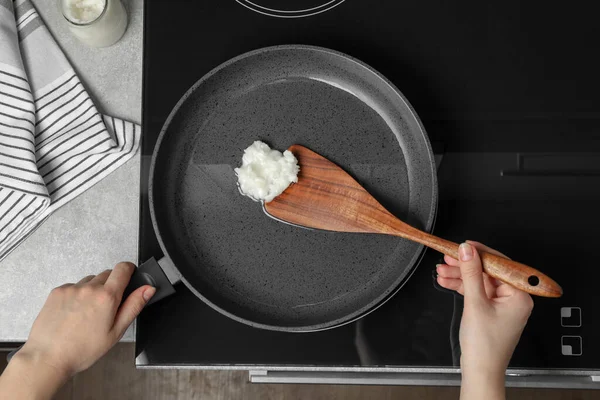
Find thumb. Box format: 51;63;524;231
112;285;155;339
457;242;487;301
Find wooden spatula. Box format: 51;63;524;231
264;145;563;298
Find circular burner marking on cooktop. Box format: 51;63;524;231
235;0;346;18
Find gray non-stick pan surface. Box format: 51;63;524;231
150;45;438;332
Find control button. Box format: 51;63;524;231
561;336;582;356
561;307;582;327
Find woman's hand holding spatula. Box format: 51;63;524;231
265;145;540;399
437;241;534;400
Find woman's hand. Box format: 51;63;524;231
436;241;533;400
0;262;154;400
22;262;155;376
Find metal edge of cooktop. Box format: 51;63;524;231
133;359;600;376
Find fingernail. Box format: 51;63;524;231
459;243;473;261
143;287;156;302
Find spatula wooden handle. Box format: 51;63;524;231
393;228;562;298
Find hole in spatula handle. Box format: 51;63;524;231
528;275;540;286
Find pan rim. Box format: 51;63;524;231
148;44;438;332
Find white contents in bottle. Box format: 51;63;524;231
63;0;105;23
235;141;300;203
61;0;128;48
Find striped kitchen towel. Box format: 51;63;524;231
0;0;140;262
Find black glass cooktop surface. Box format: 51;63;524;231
137;0;600;370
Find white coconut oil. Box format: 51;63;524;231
60;0;128;47
235;141;299;203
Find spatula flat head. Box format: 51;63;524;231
264;145;399;234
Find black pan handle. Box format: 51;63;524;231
122;257;177;307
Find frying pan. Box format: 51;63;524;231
130;45;438;332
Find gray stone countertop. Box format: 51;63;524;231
0;0;143;342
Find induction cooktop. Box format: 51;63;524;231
137;0;600;373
